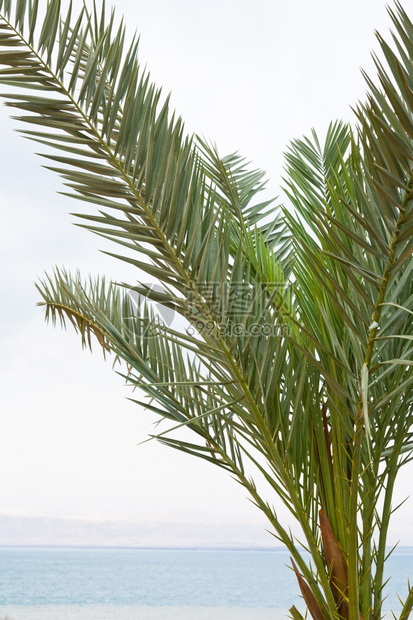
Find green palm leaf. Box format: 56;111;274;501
1;2;412;619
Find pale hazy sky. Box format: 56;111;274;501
1;0;412;546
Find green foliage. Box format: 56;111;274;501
0;1;412;619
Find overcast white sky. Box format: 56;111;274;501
1;0;412;546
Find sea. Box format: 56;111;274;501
0;547;411;620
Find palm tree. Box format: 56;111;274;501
0;1;412;618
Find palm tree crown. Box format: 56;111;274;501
0;1;412;619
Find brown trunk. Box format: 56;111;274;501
319;509;349;619
291;557;326;620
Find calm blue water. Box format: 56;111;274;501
0;548;295;608
0;547;411;618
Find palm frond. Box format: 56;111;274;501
1;2;413;619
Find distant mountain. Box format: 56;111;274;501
0;515;278;548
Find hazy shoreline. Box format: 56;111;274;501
0;606;292;620
0;515;281;549
0;544;412;553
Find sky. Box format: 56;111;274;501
1;0;412;546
